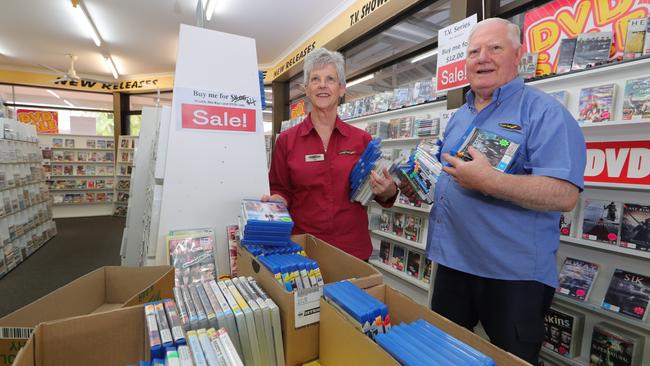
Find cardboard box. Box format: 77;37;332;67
0;266;173;365
319;284;530;366
12;305;146;366
237;234;383;366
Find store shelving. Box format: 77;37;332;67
344;98;447;125
369;259;429;291
370;229;426;251
561;236;650;260
113;136;137;217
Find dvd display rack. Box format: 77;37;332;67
113;135;138;217
38;134;116;218
1;119;57;278
526;57;650;366
342;97;450;305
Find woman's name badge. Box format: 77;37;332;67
305;154;325;162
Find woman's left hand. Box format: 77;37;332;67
370;167;397;201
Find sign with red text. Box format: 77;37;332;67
436;14;477;92
523;0;650;76
585;140;650;187
175;87;258;133
16;109;58;133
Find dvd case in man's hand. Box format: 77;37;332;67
450;126;520;172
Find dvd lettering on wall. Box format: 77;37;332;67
620;203;650;251
581;199;622;244
602;268;650;320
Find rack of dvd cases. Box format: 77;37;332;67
341;96;452;305
37;133;115;218
524;56;650;366
114;135;138;217
0;119;57;279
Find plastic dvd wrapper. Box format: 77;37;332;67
450;126;520;172
167;228;217;286
240;199;293;246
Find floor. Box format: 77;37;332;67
0;216;125;317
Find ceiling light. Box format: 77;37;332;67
47;90;61;99
264;88;272;93
346;73;374;87
263;110;272;114
104;56;119;79
63;99;75;107
205;0;217;21
266;100;272;105
411;49;438;64
73;1;102;47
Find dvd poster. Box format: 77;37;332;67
556;38;577;74
403;215;422;242
620;203;650;251
582;199;622;244
577;84;615;124
406;250;422;279
622;76;650;120
602;268;650;320
391;244;405;271
589;323;642;366
556;257;599;301
572;32;613;71
379;240;391;265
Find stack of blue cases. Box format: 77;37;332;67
323;281;389;339
376;320;495;366
349;138;383;200
242;241;304;257
240;199;294;246
257;254;322;291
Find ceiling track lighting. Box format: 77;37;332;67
411;49;438;64
47;90;61;99
72;0;102;47
346;73;374;87
104;55;119;79
205;0;217;21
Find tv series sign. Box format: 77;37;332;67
585;140;650;186
523;0;650;76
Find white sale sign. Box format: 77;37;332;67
436;14;477;92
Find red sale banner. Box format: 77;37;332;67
181;104;256;132
16;109;59;133
523;0;650;76
436;60;468;91
585;140;650;186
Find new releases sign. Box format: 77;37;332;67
175;87;258;133
436;14;476;92
585;140;650;186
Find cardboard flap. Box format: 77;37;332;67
0;268;107;327
11;330;34;366
106;266;174;305
36;306;145;366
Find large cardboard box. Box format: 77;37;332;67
0;266;173;365
237;234;383;366
319;284;530;366
12;305;146;366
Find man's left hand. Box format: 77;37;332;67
442;146;496;194
370;167;397;201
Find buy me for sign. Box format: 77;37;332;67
16;109;59;133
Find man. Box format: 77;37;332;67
423;18;586;364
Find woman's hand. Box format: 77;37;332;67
261;194;287;205
370;167;397;202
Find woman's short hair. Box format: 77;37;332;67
303;48;346;86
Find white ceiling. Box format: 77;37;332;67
0;0;355;80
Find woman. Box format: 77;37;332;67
265;48;397;260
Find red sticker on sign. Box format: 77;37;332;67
181;104;256;132
436;60;467;91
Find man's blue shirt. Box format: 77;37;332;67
426;77;586;288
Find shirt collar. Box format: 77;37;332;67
466;76;524;112
299;112;349;137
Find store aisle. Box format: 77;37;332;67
0;216;125;317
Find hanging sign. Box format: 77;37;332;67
523;0;650;76
585;140;650;187
16;109;59;133
175;87;258;133
435;14;477;92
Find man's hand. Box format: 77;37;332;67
442;146;496;194
261;194;287;205
370;167;397;202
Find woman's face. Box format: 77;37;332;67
306;63;346;112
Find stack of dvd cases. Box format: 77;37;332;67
257;254;324;292
240;241;304;257
172;277;285;366
323;280;495;366
390;139;443;204
349;138;392;206
323;281;390;339
239;199;293;246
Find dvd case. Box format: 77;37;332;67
572;32;613;70
543;305;584;358
450;126;520;172
622;76;650;120
556;257;599;301
624;17;647;59
602;268;650;320
581;199;622;244
556;38;577;74
589;322;644;366
577;84;616;124
620;203;650;251
518;52;538;79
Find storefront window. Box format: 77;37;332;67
129;91;173;111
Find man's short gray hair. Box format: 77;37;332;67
303;48;346;86
468;17;521;48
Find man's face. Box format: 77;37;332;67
466;22;522;97
306;64;346;111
